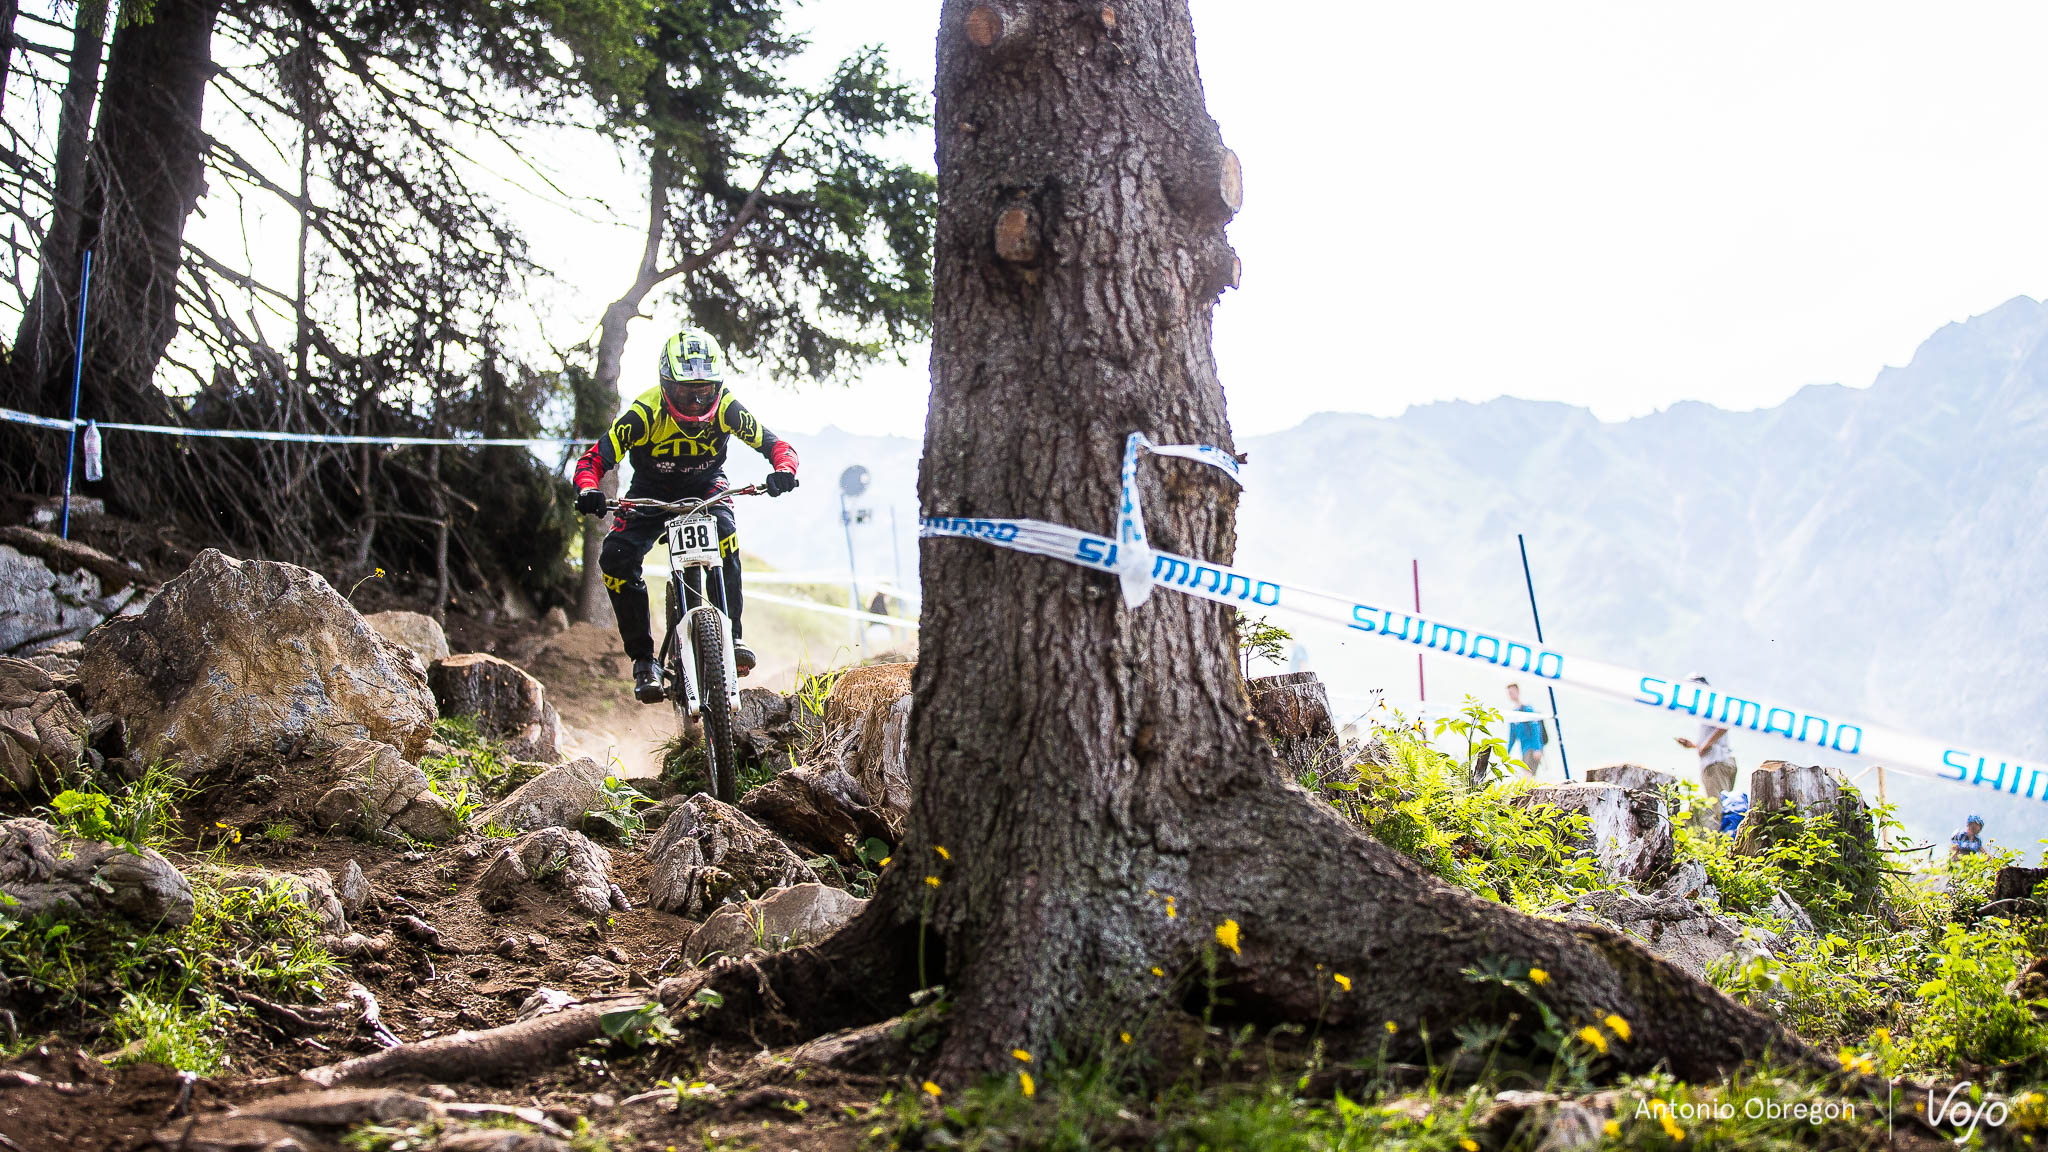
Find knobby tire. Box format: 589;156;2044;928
694;610;739;804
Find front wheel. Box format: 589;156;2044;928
692;610;739;804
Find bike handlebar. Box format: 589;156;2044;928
605;483;766;517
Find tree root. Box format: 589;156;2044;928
299;995;647;1087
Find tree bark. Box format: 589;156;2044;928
694;0;1818;1087
9;0;108;419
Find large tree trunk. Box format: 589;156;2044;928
696;0;1817;1086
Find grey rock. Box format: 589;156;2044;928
567;954;621;984
737;765;890;864
1547;888;1776;981
311;740;461;844
236;1088;439;1127
645;794;818;917
516;987;576;1020
0;817;193;928
145;1115;319;1151
80;549;437;779
364;610;451;664
0;656;88;793
1513;782;1673;884
476;828;613;918
336;859;371;914
438;1128;571;1152
0;542;105;654
220;868;349;934
428;653;560;763
475;756;606;833
684;882;867;964
1649;859;1718;906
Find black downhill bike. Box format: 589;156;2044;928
608;484;763;803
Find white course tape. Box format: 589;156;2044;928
747;588;919;630
923;433;2045;809
1116;433;1243;607
1;406;581;448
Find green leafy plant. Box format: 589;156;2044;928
44;762;190;850
584;774;654;842
1236;612;1292;678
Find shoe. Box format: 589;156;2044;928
632;659;665;704
733;641;756;678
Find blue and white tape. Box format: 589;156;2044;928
0;406;581;448
923;432;2042;807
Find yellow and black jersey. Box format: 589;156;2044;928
574;386;798;501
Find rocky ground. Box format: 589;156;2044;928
0;525;924;1151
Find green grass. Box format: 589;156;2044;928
107;987;233;1075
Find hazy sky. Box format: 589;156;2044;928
517;1;2048;439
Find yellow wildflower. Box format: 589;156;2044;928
934;845;951;860
1164;895;1177;920
1012;1049;1032;1062
1384;1020;1398;1034
1120;1032;1132;1045
1527;968;1550;985
1460;1140;1478;1152
1658;1110;1685;1142
1215;919;1241;955
925;875;941;888
1603;1014;1630;1042
1333;973;1351;992
922;1081;942;1098
1018;1071;1035;1097
1151;966;1165;977
1603;1120;1621;1138
1576;1025;1607;1055
878;856;891;868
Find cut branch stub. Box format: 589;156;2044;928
1099;6;1117;31
1219;148;1243;216
994;195;1042;266
965;3;1031;52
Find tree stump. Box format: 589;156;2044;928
1246;671;1336;777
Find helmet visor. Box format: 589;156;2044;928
668;356;719;381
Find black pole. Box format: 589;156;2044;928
1517;532;1569;779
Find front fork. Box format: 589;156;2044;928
669;565;738;720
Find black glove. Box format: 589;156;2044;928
765;470;798;497
574;487;607;516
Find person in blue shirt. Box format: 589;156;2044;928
1950;814;1985;859
1504;682;1548;774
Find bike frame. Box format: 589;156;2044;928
610;485;762;718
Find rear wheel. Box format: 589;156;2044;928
692;610;738;804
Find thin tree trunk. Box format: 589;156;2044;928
0;0;20;117
10;0;107;418
695;0;1818;1087
575;158;673;625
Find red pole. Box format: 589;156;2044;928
1412;558;1424;704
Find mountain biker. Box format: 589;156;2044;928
573;328;798;703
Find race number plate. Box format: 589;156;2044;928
668;513;722;568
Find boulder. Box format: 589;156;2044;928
429;653;560;763
310;740;462;844
684;882;867;964
738;765;892;864
645;794;818;917
735;687;805;765
476;827;616;918
0;817;193;928
80;550;436;780
220;868;349;934
475;757;607;833
1513;782;1672;884
1546;888;1775;981
1247;671;1338;774
0;656;88;793
364;610;451;664
0;525;145;593
1650;859;1718;906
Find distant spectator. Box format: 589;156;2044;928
1950;814;1986;859
1674;674;1738;801
1504;682;1547;774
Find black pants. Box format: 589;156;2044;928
599;503;741;663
